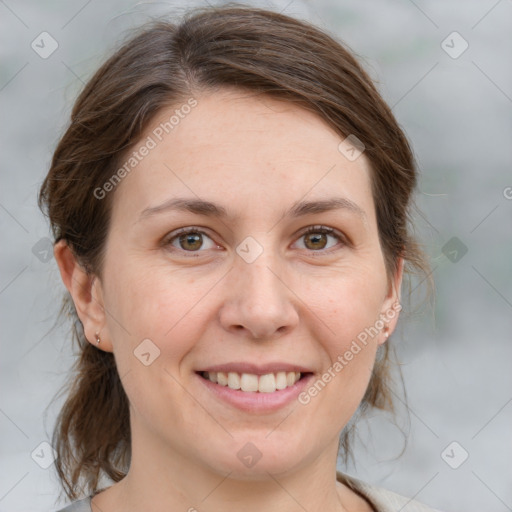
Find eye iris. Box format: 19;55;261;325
179;232;202;251
174;230;332;252
304;232;327;250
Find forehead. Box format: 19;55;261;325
110;89;375;225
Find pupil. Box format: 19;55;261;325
180;233;202;251
305;233;327;250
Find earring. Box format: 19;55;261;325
384;327;390;339
95;332;101;344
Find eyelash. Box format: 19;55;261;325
162;225;347;257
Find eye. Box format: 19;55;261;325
164;227;219;254
293;225;346;252
163;225;346;257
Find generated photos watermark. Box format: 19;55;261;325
298;301;402;405
94;97;198;200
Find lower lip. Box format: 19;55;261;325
195;372;315;413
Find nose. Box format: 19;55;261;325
218;252;300;340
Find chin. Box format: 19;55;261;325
200;435;309;480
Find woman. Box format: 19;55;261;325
39;5;440;511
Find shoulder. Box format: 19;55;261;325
337;471;444;512
54;496;92;512
54;476;445;512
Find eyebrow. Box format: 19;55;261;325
138;196;366;222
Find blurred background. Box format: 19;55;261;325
0;0;511;510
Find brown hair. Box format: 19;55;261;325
38;3;430;501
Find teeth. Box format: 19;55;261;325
217;371;228;386
240;373;259;392
227;372;241;390
258;373;276;393
203;371;302;393
287;372;297;386
275;371;287;390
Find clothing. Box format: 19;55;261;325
55;498;90;512
55;471;442;511
337;471;442;511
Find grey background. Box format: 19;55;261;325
1;0;511;511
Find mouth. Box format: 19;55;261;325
194;370;315;413
196;370;312;393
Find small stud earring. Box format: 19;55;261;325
384;328;390;339
95;332;101;344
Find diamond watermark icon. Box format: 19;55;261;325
338;134;365;162
442;236;468;263
237;442;263;468
31;31;59;59
31;441;56;469
32;237;53;263
134;338;160;366
441;441;469;469
441;31;468;59
236;236;264;263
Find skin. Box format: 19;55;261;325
55;88;403;512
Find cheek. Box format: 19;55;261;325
306;268;387;343
103;257;192;346
102;262;212;422
300;268;386;405
299;284;381;432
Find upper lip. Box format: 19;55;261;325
196;362;314;375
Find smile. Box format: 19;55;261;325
195;371;315;413
200;370;302;393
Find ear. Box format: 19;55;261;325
378;257;404;345
53;239;113;352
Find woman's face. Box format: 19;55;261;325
90;89;402;478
